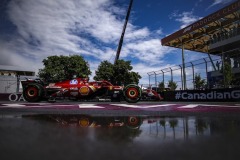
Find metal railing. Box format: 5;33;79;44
147;49;240;90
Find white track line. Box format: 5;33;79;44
79;104;105;108
111;104;176;108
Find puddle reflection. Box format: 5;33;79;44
1;114;240;159
23;114;240;141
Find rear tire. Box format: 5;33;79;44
123;84;141;103
23;83;44;102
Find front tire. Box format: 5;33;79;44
125;116;142;129
23;83;44;102
123;84;141;103
78;116;92;127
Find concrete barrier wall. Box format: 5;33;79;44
0;76;17;93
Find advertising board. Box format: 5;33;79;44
161;88;240;102
0;93;25;102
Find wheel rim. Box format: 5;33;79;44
79;118;90;127
27;87;38;97
127;117;139;126
126;87;139;99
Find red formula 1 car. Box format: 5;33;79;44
141;89;163;101
22;78;143;103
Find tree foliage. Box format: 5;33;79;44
94;60;141;85
38;55;91;82
158;81;165;91
194;73;206;90
94;61;114;82
223;62;232;87
168;80;177;91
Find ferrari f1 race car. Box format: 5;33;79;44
22;78;160;103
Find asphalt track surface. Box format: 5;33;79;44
1;101;240;160
1;100;240;116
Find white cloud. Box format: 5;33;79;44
125;26;150;41
0;0;176;84
170;11;201;29
5;0;125;61
132;63;167;85
206;0;234;10
123;39;173;64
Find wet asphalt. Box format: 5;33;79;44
0;101;240;160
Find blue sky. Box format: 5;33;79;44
0;0;236;85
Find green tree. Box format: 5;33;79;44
160;119;166;138
195;118;208;135
94;61;114;82
169;119;178;139
158;81;165;91
94;60;141;85
168;80;177;91
38;55;91;82
194;73;206;90
223;62;232;87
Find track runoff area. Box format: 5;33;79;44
1;101;240;116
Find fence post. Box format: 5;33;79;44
154;71;157;87
179;65;183;90
161;70;164;87
203;58;208;88
147;73;151;87
190;62;195;89
182;43;186;90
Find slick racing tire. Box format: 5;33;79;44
123;84;142;103
23;83;44;102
